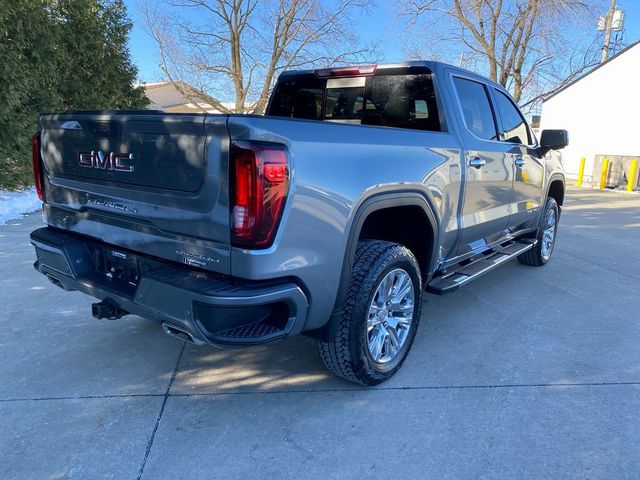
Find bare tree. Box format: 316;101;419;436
142;0;374;114
519;34;601;110
400;0;604;109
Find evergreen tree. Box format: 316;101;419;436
54;0;149;110
0;0;149;188
0;0;60;187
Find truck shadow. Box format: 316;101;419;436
171;336;351;394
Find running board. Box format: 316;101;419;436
427;240;536;295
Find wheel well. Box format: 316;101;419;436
548;179;565;207
358;206;434;276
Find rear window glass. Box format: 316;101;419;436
267;72;442;132
325;88;364;121
267;77;323;120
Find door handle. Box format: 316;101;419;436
469;157;486;169
514;156;526;167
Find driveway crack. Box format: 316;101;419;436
1;379;640;404
136;341;186;480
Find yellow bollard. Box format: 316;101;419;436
576;157;586;187
628;159;638;192
599;157;610;191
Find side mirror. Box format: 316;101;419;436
539;129;569;154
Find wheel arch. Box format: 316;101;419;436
547;174;565;209
307;191;440;341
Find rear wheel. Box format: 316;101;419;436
518;196;559;266
317;240;422;385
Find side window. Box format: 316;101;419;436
493;89;531;145
452;77;498;141
414;100;429;119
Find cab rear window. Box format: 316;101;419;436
267;71;442;132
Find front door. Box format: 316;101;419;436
490;87;545;233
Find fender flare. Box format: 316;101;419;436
547;172;566;211
324;190;440;336
547;173;566;190
524;172;565;241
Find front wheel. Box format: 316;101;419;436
518;196;559;266
317;240;422;385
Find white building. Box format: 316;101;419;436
539;41;640;185
141;81;234;113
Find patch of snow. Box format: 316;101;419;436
0;188;42;225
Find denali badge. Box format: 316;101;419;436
87;198;138;214
78;150;134;172
176;250;220;266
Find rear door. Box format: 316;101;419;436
39;112;232;274
490;88;545;232
449;74;514;257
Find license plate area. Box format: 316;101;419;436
92;246;140;288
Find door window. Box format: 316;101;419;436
493;89;531;145
452;77;498;141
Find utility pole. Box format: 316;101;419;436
601;0;617;63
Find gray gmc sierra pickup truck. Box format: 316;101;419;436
30;61;568;385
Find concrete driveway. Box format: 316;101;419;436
1;187;639;479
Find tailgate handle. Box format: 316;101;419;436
88;121;119;139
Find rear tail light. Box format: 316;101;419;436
315;65;377;78
230;141;289;248
31;132;44;201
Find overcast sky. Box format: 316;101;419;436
124;0;640;84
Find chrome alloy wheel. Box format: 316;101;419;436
366;268;415;364
541;205;557;261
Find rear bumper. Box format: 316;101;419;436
30;227;308;347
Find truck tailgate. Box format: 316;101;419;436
38;112;232;275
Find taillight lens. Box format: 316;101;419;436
31;131;44;201
231;142;289;248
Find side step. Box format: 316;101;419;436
427;240;536;295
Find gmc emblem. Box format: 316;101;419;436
78;150;134;172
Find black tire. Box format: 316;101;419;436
518;196;559;266
316;240;422;386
